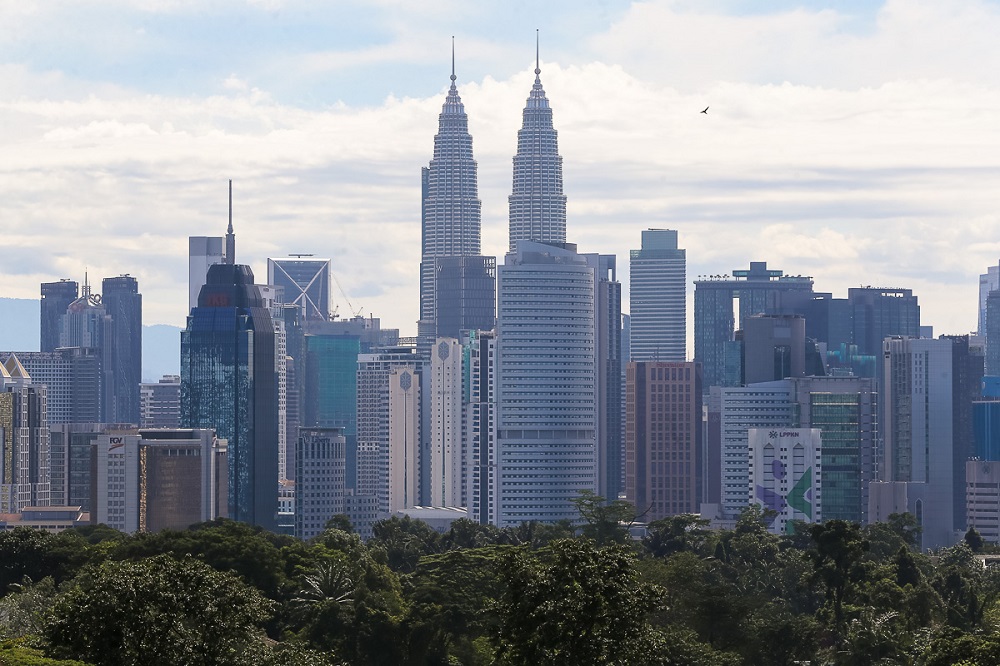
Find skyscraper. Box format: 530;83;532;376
140;375;181;428
356;347;424;519
871;337;956;550
40;280;78;353
267;257;332;322
0;354;50;513
694;262;814;392
625;361;703;521
180;211;278;530
295;427;346;541
418;45;491;354
102;275;142;425
188;237;225;313
980;263;1000;335
429;338;464;507
508;35;566;251
629;229;686;362
496;241;597;526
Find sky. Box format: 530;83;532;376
3;0;1000;347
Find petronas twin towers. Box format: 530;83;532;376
417;40;566;351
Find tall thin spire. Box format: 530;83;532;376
535;29;540;80
225;179;235;265
451;36;456;85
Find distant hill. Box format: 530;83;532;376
0;297;181;382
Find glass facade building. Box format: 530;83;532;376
181;263;278;530
102;275;142;425
40;280;78;353
267;258;332;322
694;262;814;392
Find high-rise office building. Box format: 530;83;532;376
625;361;703;521
587;253;623;501
870;337;955;550
267;257;332;322
508;40;566;251
980;263;1000;335
749;427;823;534
49;422;130;510
417;50;491;354
257;285;289;484
718;383;795;520
848;286;920;359
433;256;496;341
140;375;181;428
629;229;686;362
786;376;877;524
295;427;347;541
356;347;424;520
742;314;807;385
986;290;1000;377
188;236;225;313
94;428;227;533
40;280;78;353
388;366;421;513
303;316;393;490
0;355;50;513
59;278;107;350
429;338;464;507
7;350;97;425
945;335;985;531
181;242;278;530
496;241;597;526
464;330;497;525
102;275;142;425
694;262;814;392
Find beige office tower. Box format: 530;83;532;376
430;338;464;507
388;367;421;514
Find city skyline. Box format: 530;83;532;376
3;1;1000;342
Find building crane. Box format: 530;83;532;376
331;270;363;318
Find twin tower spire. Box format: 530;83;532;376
418;34;566;350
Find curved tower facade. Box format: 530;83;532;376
418;50;490;353
508;47;566;252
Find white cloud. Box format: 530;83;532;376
2;1;1000;347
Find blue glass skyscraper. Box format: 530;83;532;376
180;211;277;530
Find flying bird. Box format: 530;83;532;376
701;106;709;114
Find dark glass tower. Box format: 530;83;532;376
418;44;490;354
181;263;278;530
694;262;814;392
102;275;142;425
508;35;567;252
40;280;78;352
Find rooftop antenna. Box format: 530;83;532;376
535;29;540;81
451;36;456;85
225;179;235;265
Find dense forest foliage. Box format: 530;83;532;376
2;499;1000;665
